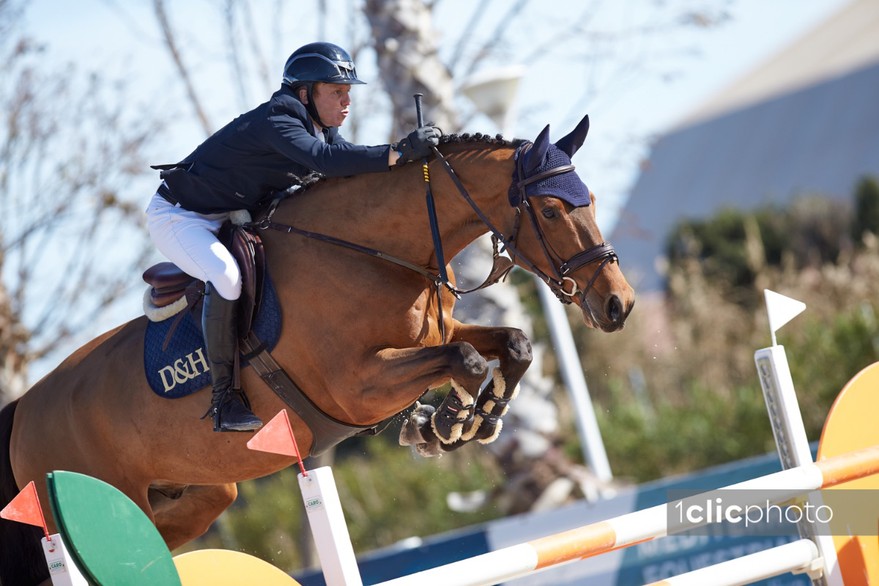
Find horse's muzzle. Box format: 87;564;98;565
581;289;634;332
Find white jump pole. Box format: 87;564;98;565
42;533;89;586
372;444;879;586
298;467;363;586
755;289;841;586
643;538;821;586
294;290;866;586
246;411;363;586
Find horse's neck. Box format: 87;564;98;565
274;145;514;267
433;149;516;259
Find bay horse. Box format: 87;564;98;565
0;115;633;585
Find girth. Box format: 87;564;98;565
239;332;377;456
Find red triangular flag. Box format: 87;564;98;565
1;481;49;538
246;410;306;474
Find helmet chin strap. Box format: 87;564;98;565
302;84;328;130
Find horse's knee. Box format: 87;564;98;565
447;342;489;387
503;329;533;369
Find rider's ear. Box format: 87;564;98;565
525;124;552;174
298;87;309;104
554;114;590;158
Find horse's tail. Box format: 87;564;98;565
0;400;49;586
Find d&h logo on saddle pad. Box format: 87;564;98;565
143;277;282;398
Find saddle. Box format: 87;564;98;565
142;221;265;334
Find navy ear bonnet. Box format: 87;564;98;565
510;144;591;208
509;116;592;208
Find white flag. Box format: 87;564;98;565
764;289;806;338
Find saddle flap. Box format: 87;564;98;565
221;222;266;335
151;287;189;308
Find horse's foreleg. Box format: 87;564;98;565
396;325;532;455
446;323;533;448
151;483;238;550
365;343;489;450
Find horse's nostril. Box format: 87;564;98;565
608;295;622;323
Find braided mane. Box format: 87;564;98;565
439;132;527;149
286;132;526;196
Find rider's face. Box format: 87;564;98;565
309;82;351;129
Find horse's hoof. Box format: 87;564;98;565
399;403;436;446
431;387;474;444
439;438;468;453
474;415;503;444
414;441;443;458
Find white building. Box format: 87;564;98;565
610;0;879;293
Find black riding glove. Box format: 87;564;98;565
395;126;441;165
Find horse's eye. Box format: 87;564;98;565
541;206;558;219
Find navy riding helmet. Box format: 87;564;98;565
283;42;365;86
282;42;365;128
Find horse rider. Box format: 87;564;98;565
146;41;441;432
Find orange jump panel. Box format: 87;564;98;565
817;361;879;586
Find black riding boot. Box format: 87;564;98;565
202;283;263;432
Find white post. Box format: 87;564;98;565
755;346;814;468
537;280;613;482
754;289;841;586
42;533;89;586
298;466;363;586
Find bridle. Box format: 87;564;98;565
437;140;620;305
254;140;620;340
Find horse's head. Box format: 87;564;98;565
506;115;634;331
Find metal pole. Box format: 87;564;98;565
536;279;613;482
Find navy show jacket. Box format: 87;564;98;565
157;84;391;213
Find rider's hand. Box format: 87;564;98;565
395;126;441;165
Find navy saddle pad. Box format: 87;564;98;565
143;276;282;398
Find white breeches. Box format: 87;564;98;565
145;192;242;301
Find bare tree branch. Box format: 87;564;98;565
0;3;157;400
456;0;529;82
446;1;491;73
240;0;274;94
153;0;214;136
224;0;251;110
364;0;457;136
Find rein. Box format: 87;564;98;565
254;201;511;298
428;142;619;304
253;140;618;338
